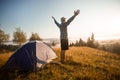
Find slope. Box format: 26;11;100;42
0;47;120;80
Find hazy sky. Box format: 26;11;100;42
0;0;120;40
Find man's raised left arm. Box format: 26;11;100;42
66;10;80;25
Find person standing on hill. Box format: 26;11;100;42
52;9;80;63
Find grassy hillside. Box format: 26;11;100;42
0;47;120;80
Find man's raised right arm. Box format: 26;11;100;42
52;16;60;27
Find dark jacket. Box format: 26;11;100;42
53;15;76;39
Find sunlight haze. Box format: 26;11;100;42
0;0;120;40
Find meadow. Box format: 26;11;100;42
0;47;120;80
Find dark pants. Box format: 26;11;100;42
60;39;69;50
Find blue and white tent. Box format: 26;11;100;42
3;41;57;71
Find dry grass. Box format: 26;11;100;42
0;52;13;68
0;47;120;80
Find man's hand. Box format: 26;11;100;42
52;16;55;20
74;9;80;16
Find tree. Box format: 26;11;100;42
87;33;95;48
29;32;42;41
87;37;92;47
51;41;57;46
91;33;95;43
112;43;120;54
79;38;86;46
69;42;74;47
13;28;27;45
0;28;9;45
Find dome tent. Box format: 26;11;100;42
2;41;57;71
